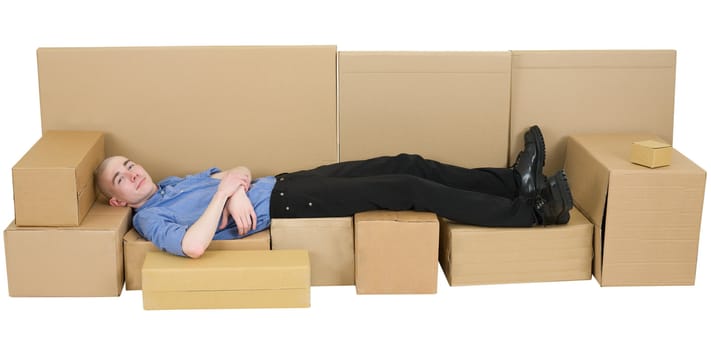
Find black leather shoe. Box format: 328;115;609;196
535;170;574;225
513;125;546;199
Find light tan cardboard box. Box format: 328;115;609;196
510;50;676;173
565;133;706;286
38;46;338;180
355;211;439;294
339;51;511;168
271;217;354;286
630;140;672;168
439;208;593;286
12;130;104;226
4;202;131;296
142;250;310;310
123;229;271;290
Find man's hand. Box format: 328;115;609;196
216;171;250;196
219;187;257;235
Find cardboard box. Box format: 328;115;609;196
271;217;354;286
12;130;104;226
123;228;271;290
439;208;593;286
630;139;672;168
339;51;511;168
4;202;131;296
38;46;337;180
565;133;706;286
142;250;310;309
510;50;676;173
354;211;439;294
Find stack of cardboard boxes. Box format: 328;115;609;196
2;46;707;309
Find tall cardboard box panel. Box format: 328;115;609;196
439;208;593;286
12;130;104;226
510;50;676;173
271;217;354;286
339;52;511;168
355;211;439;294
123;229;271;290
565;133;705;286
142;250;310;309
37;46;337;180
4;203;131;296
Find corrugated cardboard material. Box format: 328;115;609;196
510;50;676;173
565;133;706;286
38;46;337;180
439;208;593;286
630;139;672;168
12;130;104;226
339;52;511;168
355;211;439;294
271;217;354;286
142;250;310;309
123;229;270;290
4;202;131;296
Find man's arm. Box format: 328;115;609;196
181;172;245;258
211;166;252;190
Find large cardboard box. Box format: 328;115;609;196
339;51;511;168
123;229;271;290
142;250;310;309
271;217;354;286
12;130;104;226
510;50;676;173
565;133;706;286
439;208;593;286
38;46;337;180
354;211;439;294
4;203;131;296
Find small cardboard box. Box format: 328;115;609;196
565;133;706;286
142;250;310;310
4;202;131;296
271;217;354;286
12;130;104;226
123;229;271;290
439;208;593;286
355;211;439;294
630;139;672;168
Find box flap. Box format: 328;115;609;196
13;131;104;169
142;250;310;292
355;210;438;223
633;140;670;149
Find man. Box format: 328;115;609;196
95;125;572;258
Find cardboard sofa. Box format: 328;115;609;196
4;46;703;301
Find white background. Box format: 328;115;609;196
1;1;709;349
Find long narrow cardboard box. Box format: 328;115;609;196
142;250;310;309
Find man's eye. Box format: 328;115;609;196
128;164;134;170
118;178;123;184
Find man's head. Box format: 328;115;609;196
94;156;157;208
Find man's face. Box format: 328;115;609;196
100;156;157;208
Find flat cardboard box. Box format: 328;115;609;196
38;46;337;180
630;139;672;168
4;202;131;296
339;51;511;168
123;228;271;290
510;50;676;173
354;211;439;294
12;130;104;226
565;133;706;286
439;208;593;286
271;217;354;286
142;250;310;309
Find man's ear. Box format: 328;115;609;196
109;197;127;207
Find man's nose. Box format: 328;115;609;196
130;171;138;182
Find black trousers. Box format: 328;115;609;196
269;153;536;227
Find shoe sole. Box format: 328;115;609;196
548;170;574;224
528;125;547;191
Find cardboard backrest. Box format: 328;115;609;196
510;50;676;173
339;51;511;168
38;46;338;180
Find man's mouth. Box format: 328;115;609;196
136;178;145;190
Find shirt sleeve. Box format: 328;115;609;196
133;208;188;257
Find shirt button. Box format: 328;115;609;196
280;177;285;181
308;202;313;207
280;192;284;196
285;206;290;211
